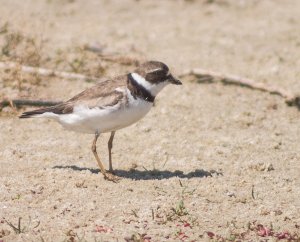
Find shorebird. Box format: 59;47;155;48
20;61;182;182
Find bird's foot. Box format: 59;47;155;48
104;172;120;183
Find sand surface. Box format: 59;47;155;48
1;0;300;241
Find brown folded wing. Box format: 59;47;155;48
20;76;127;118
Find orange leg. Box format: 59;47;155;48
108;131;116;172
91;132;119;182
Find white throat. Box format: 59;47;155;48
131;72;169;96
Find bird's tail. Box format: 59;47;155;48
19;106;58;119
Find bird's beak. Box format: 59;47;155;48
168;74;182;85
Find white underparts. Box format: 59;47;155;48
55;87;152;134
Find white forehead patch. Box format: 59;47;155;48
151;68;161;73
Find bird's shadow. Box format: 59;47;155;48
52;165;223;180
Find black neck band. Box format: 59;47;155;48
128;74;155;103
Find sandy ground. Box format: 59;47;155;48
1;0;300;241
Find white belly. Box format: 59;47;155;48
57;94;152;134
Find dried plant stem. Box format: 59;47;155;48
180;68;300;107
0;99;62;109
0;61;100;82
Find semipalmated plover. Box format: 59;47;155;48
20;61;182;182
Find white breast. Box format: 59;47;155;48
57;88;153;134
